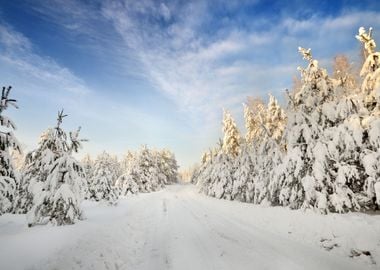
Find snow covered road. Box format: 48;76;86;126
0;184;378;270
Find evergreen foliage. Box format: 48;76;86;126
0;86;20;214
193;27;380;213
27;110;87;226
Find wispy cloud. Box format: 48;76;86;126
101;1;259;120
0;24;91;96
26;1;380;124
2;0;380;166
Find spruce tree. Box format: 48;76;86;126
244;97;267;145
356;27;380;111
81;154;93;199
0;86;21;214
27;111;87;226
207;151;234;200
356;27;380;208
194;151;214;192
222;110;241;157
157;149;179;184
232;144;255;202
14;129;57;213
134;146;164;192
275;47;336;211
115;170;139;196
88;151;119;204
243;103;256;145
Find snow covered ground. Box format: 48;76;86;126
0;184;379;270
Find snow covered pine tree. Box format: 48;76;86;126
356;27;380;208
14;128;58;214
199;110;240;200
27;110;87;226
81;154;93;199
89;151;119;204
0;86;21;215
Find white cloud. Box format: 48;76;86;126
5;1;380;166
0;24;91;96
0;25;31;51
11;2;380;123
159;3;171;21
102;6;380;133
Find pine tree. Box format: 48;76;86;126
249;96;286;205
110;154;122;186
243;103;256;145
196;149;218;194
157;149;179;184
88;151;119;204
265;94;287;144
115;170;139;196
244;98;266;145
232;144;255;202
207;151;234;200
81;154;93;199
136;146;164;192
222;110;241;157
356;27;380;209
356;27;380;111
332;54;358;96
0;86;21;214
275;47;336;211
14;129;57;213
120;150;134;174
27;111;87;226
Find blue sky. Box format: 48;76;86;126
1;0;380;168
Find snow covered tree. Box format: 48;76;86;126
332;54;358;96
274;47;337;211
232;144;255;202
81;154;93;199
27;110;87;226
0;86;21;214
10;148;24;172
222;110;241;157
110;154;122;185
88;151;119;204
247;96;286;205
243;103;256;145
244;97;267;145
115;170;139;196
120;150;135;174
193;151;211;186
156;149;179;184
115;151;140;196
134;146;164;192
195;123;237;201
206;151;234;200
356;27;380;208
292;76;302;96
274;45;371;213
195;149;218;194
81;154;93;182
28;152;86;226
192;28;380;212
116;146;178;194
265;94;287;144
356;27;380;111
14;129;57;213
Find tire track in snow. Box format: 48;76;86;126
25;185;369;270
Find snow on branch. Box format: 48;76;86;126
298;47;313;62
356;27;376;55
